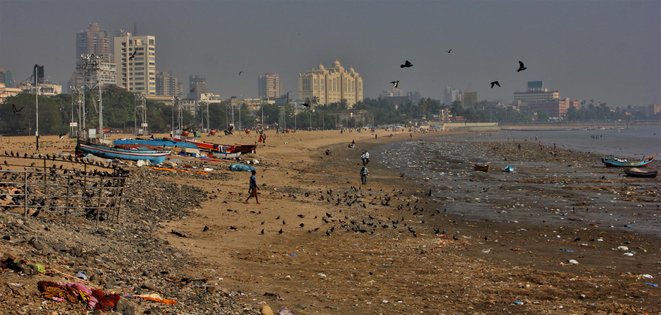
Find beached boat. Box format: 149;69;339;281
114;138;198;149
225;144;257;154
601;156;654;168
211;151;241;159
624;168;658;178
474;163;489;172
76;142;170;164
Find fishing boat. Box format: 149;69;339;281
624;168;658;178
211;151;241;159
114;138;198;149
171;136;228;152
474;163;489;172
601;156;654;168
76;142;170;164
225;144;257;154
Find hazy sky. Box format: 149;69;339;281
1;0;659;106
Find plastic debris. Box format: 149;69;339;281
644;282;658;288
513;300;524;305
75;271;88;280
623;252;635;257
568;259;579;265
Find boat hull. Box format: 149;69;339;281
601;157;654;167
624;168;658;178
77;143;170;164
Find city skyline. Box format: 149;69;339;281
0;0;658;106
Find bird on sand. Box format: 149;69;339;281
517;60;527;72
203;225;209;232
400;60;413;68
390;81;400;88
490;81;501;88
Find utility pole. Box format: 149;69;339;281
33;64;40;150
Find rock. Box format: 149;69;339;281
28;237;45;251
115;298;143;315
260;304;274;315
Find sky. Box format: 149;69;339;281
1;0;659;106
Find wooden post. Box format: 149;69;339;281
96;176;103;229
23;168;28;218
65;175;71;226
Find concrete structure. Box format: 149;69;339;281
76;22;112;62
156;71;182;97
462;92;478;107
71;62;117;89
188;75;208;100
0;83;22;103
113;32;157;96
199;93;222;104
144;95;175;106
647;104;661;116
258;73;281;99
298;60;363;107
443;86;462;105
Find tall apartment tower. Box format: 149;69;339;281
76;22;112;62
258;73;281;99
156;71;182;97
188;75;208;100
298;60;363;107
113;32;157;96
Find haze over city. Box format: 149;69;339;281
1;0;659;106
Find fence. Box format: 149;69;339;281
0;154;128;228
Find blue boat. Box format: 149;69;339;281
601;156;654;168
114;138;198;149
76;142;170;164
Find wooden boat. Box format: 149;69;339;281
225;144;257;154
624;168;658;178
601;156;654;167
211;151;241;159
76;142;170;164
114;138;198;149
474;163;489;172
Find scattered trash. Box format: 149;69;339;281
170;230;189;238
568;259;579;265
616;246;629;251
38;280;121;310
136;160;151;167
644;282;658;288
623;252;635;257
503;165;514;173
28;263;46;274
288;252;298;257
639;274;654;280
126;293;177;305
481;248;492;254
560;248;575;253
317;272;327;279
513;300;524;305
278;307;294;315
203;167;213;172
75;271;88;280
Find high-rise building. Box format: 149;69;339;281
188;75;208;100
76;22;112;62
258;73;281;99
0;69;14;88
443;86;462;105
113;32;157;96
298;60;363;107
462;92;478;107
156;71;182;97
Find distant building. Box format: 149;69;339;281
258;73;281;99
76;22;112;62
298;60;363;107
462;92;478;107
0;83;22;103
156;71;182;97
513;81;580;118
199;93;222;104
70;62;117;89
17;82;63;96
188;75;208;100
443;86;462;105
0;69;14;87
647;104;661;116
113;32;157;96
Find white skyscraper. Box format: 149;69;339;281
113;32;157;96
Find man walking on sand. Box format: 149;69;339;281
245;170;259;204
360;166;369;185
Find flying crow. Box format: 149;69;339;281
400;60;413;68
517;60;527;72
390;81;400;88
490;81;501;88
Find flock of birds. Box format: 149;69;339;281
393;53;528;91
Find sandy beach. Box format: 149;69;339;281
1;128;659;314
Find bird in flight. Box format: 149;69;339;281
11;104;24;114
447;49;453;54
128;49;137;60
400;60;413;68
390;81;400;88
302;101;310;107
238;71;244;76
490;81;501;88
517;60;527;72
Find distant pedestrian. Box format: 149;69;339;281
245;170;259;204
360;166;369;184
361;151;370;165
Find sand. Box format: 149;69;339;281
1;129;659;314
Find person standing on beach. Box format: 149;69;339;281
360;166;369;184
245;170;259;204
